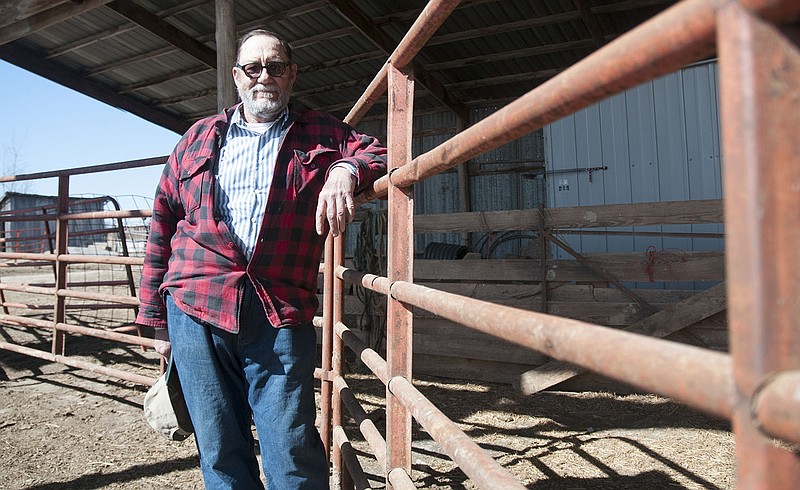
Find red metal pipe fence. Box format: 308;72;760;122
0;0;797;488
0;157;163;383
319;0;800;488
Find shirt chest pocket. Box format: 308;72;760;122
178;160;211;222
292;147;339;200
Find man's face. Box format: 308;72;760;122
233;35;297;122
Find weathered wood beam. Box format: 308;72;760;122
326;0;469;122
106;0;216;68
42;2;208;60
0;0;69;28
517;281;728;395
415;199;724;233
0;0;112;45
414;253;725;283
573;0;606;47
0;41;189;134
215;0;237;109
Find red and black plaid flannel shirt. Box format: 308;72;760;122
135;104;387;333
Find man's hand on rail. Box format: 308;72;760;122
153;328;171;360
316;166;357;237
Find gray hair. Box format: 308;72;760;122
236;29;293;62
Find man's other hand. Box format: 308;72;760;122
154;328;172;360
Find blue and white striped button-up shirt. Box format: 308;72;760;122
215;107;289;260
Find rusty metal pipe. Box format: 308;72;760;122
320;235;335;457
60;209;151;220
0;341;156;386
0;283;54;295
332;426;372;490
344;64;388;125
56;289;140;306
388;375;527;489
344;0;461;125
718;2;800;486
389;280;735;420
753;370;800;445
55;322;156;348
741;0;800;20
391;0;462;69
334;375;388;471
57;254;143;265
0;313;53;328
356;0;723;204
387;468;417;490
0;252;56;261
337;267;391;296
0;156;167;184
335;321;388;385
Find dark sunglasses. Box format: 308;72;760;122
236;61;291;79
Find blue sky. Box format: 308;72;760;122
0;60;181;206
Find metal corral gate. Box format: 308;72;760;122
0;0;797;488
319;0;800;488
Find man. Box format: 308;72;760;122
136;29;387;489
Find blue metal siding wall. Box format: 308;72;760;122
544;61;723;288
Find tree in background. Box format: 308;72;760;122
1;132;33;195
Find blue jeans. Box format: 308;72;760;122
166;286;328;490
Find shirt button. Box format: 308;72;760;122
227;242;235;248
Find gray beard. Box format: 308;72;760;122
239;85;289;121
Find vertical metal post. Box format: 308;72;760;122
385;61;414;485
331;233;353;489
717;4;800;488
52;175;69;355
320;234;334;458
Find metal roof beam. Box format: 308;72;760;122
0;0;112;46
106;0;216;68
573;0;607;47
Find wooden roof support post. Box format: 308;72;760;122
216;0;237;110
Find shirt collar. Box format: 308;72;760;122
231;104;289;131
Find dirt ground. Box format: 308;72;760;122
0;266;736;489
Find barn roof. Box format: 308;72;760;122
0;0;677;134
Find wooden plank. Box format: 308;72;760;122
414;319;547;364
414;199;723;233
415;258;541;282
414;252;725;283
517;281;728;395
414;353;532;384
546;252;724;283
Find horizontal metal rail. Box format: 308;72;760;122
0;156;166;184
332;427;372;490
344;0;462;124
331;317;520;486
340;265;735;420
388;374;527;490
333;376;392;482
0;341;154;386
